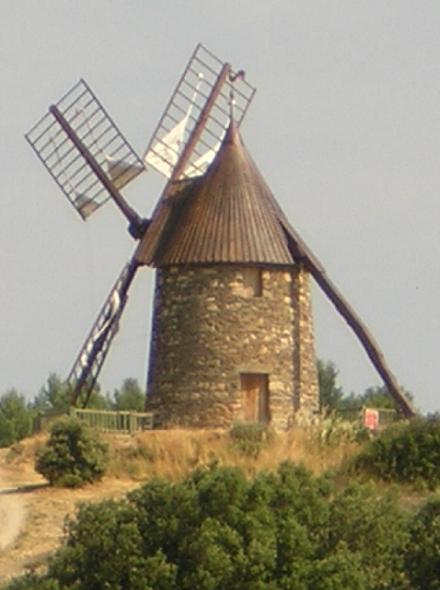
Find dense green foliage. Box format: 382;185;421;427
317;360;345;412
7;462;430;590
32;374;110;414
405;496;440;589
31;374;144;414
355;416;440;489
5;575;60;590
341;386;396;411
32;374;73;414
0;390;33;447
0;374;147;449
35;417;108;487
112;378;145;412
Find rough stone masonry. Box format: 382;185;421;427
146;264;319;429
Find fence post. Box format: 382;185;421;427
129;413;137;433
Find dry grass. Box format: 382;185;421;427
0;439;138;587
1;418;361;486
106;421;361;483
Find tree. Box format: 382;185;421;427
112;378;145;412
0;390;33;447
360;386;396;409
84;386;111;410
337;386;397;412
32;374;110;414
32;374;71;414
317;360;344;412
318;360;412;414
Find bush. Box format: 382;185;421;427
405;496;440;590
229;422;272;457
354;416;440;489
6;462;415;589
4;574;60;590
35;417;108;487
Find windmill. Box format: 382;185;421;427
26;43;415;424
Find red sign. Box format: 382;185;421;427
364;408;379;430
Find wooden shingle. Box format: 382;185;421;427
136;123;296;267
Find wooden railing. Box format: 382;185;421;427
70;407;154;433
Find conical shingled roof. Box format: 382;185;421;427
136;123;296;267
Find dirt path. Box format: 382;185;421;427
0;447;139;586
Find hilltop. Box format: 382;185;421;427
0;422;435;588
0;425;359;585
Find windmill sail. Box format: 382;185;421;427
106;157;145;190
25;79;145;221
74;194;100;220
142;44;255;184
25;44;257;411
144;75;205;177
144;117;188;177
137;45;256;265
68;260;138;407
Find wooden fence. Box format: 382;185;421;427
70;408;154;433
35;406;398;435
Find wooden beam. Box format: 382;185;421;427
49;105;145;238
168;63;231;184
283;224;416;418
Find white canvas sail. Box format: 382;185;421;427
143;75;204;178
144;117;188;177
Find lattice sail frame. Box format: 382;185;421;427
143;43;256;180
67;260;138;407
25;79;145;219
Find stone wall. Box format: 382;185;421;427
146;264;319;429
292;267;320;416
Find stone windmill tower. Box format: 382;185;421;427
138;123;319;428
26;44;415;426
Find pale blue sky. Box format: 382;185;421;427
1;1;439;412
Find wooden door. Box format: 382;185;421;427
240;374;269;423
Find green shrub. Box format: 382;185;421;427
405;496;440;590
6;462;415;589
323;482;409;589
35;417;108;487
4;574;60;590
229;422;272;457
355;416;440;489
